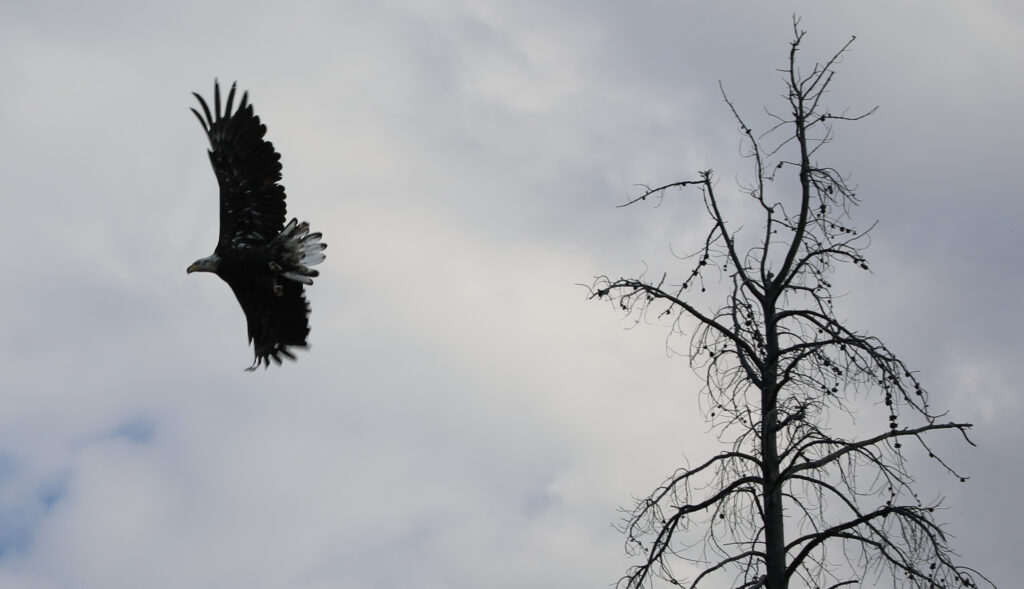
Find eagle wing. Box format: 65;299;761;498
191;81;286;252
227;275;311;370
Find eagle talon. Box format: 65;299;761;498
273;282;284;297
268;261;282;272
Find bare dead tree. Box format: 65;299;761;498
591;20;993;589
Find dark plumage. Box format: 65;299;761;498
187;81;326;370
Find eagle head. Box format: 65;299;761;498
187;254;221;274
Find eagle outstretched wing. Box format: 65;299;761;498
227;275;312;369
188;81;326;370
190;81;286;251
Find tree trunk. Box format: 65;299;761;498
762;305;786;589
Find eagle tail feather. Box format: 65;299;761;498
276;218;327;285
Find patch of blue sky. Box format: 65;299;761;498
0;470;68;561
106;418;156;445
523;490;560;518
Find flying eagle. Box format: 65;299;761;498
187;81;326;370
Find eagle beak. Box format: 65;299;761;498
187;263;199;274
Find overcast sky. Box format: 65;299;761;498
0;1;1020;588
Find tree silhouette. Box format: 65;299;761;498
591;20;993;589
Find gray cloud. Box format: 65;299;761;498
0;1;1018;587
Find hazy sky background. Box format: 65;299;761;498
1;1;1020;587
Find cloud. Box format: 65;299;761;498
0;1;1018;587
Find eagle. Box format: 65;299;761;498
186;81;326;370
